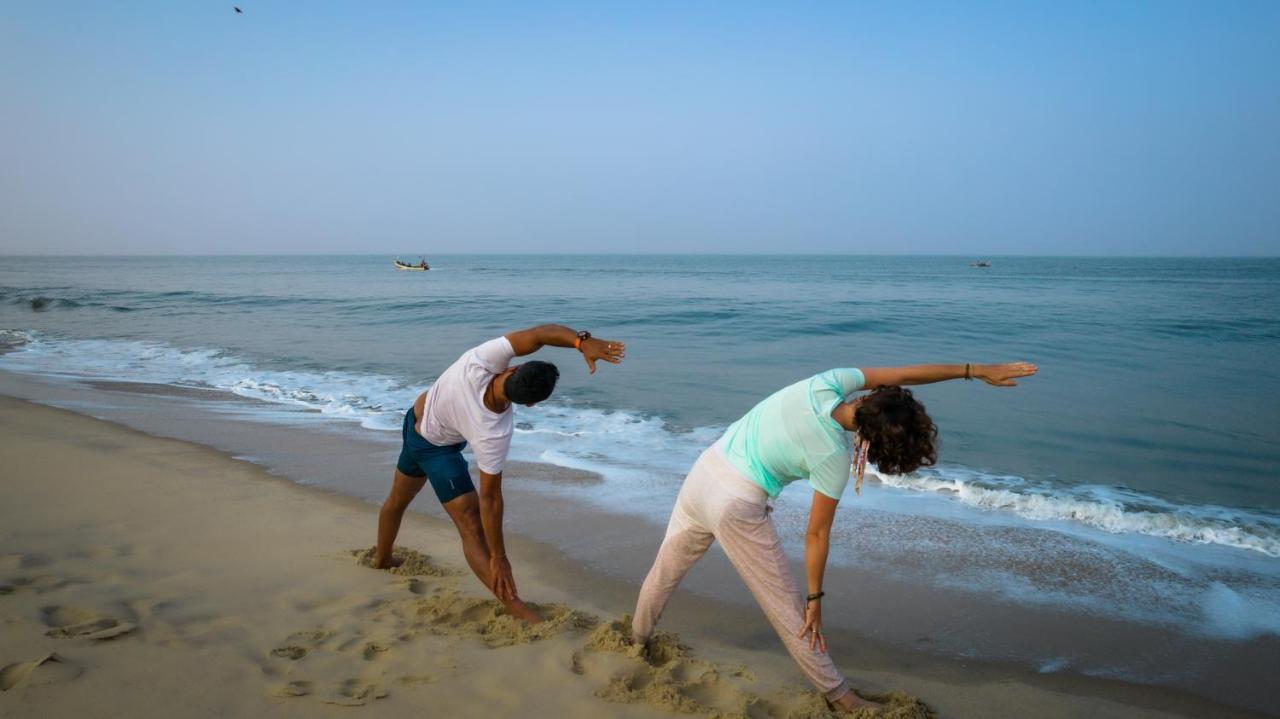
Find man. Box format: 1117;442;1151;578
375;325;625;623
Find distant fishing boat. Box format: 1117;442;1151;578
970;260;992;268
394;258;430;271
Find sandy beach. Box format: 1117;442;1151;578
0;394;1269;718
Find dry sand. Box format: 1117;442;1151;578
0;396;1262;718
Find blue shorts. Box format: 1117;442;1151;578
396;407;476;504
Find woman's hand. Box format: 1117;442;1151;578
797;598;826;653
580;337;626;374
975;361;1038;387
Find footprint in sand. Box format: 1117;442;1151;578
361;642;390;661
274;680;313;698
270;645;308;660
0;654;83;692
269;629;333;660
41;605;135;641
322;679;388;706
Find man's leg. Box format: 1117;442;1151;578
374;469;427;569
441;492;542;623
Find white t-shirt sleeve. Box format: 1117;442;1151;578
473;433;512;475
471;337;516;373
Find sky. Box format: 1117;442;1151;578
1;1;1278;256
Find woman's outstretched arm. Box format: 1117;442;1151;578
798;491;840;653
861;362;1037;390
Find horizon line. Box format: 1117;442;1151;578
3;252;1279;260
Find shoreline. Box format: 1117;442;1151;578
0;392;1274;717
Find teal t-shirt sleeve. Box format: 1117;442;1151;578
808;451;852;500
828;367;866;395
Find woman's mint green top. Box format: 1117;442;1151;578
720;368;865;499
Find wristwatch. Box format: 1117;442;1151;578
574;330;591;350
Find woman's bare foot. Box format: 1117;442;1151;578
830;690;882;713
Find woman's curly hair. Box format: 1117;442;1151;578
853;386;938;475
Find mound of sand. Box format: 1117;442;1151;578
382;587;596;648
577;615;935;719
782;689;936;719
350;546;455;577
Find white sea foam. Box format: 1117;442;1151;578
0;331;415;431
870;468;1280;557
3;330;1279;559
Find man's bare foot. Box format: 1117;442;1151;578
506;597;543;624
373;555;405;570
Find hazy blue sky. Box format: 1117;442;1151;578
2;1;1277;255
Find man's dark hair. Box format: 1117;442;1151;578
504;361;560;405
854;385;939;475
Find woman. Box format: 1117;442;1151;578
631;361;1037;712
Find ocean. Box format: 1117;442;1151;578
2;254;1279;668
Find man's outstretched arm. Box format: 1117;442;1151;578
504;324;626;374
477;470;517;601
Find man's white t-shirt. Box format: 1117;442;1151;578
418;337;516;475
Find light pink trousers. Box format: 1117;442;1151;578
632;443;851;703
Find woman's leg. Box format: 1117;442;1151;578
632;522;713;642
632;457;717;642
716;505;851;704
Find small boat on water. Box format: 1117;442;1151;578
394;258;430;271
970;260;992;268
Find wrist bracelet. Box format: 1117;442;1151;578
964;362;972;380
806;591;824;602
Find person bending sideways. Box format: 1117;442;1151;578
631;361;1037;712
375;325;626;623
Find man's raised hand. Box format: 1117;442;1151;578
581;337;626;375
